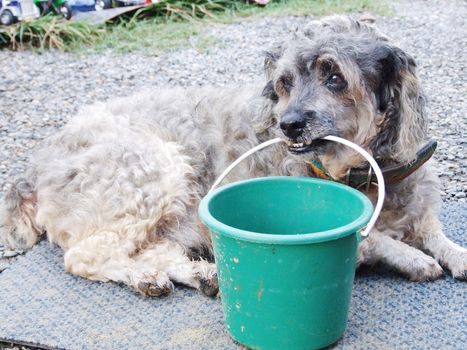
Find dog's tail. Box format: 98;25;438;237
0;177;43;251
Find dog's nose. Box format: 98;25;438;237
280;111;306;139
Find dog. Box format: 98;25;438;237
1;16;466;297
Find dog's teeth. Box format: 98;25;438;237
292;142;304;148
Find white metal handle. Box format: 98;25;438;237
209;136;385;238
322;136;384;237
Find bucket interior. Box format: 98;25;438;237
207;177;370;236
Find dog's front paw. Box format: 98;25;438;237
407;255;444;281
441;249;467;280
135;272;175;297
200;272;219;297
195;262;219;297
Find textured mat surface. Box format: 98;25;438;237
0;202;465;350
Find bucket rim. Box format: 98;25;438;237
198;176;373;245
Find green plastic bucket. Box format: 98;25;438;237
199;176;373;350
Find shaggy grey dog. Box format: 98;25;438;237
1;16;466;297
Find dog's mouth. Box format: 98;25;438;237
286;138;330;154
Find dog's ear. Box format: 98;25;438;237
262;45;282;102
370;44;426;163
263;46;282;79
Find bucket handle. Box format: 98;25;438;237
209;136;385;238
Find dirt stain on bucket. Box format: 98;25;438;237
257;279;265;302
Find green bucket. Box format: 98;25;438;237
199;176;373;350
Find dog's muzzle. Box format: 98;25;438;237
280;110;333;154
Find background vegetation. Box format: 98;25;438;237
0;0;389;53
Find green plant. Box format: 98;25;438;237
131;0;239;22
82;19;217;54
0;15;102;50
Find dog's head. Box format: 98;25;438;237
262;15;426;177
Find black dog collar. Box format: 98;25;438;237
306;139;437;189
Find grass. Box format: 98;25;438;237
69;19;220;54
0;0;389;53
0;15;103;50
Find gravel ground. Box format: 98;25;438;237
0;0;465;264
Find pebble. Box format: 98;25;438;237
2;250;20;258
0;261;8;272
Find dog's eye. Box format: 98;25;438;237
326;74;347;91
275;75;294;96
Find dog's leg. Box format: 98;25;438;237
63;231;175;297
417;213;467;280
133;241;218;297
64;232;218;297
358;230;444;280
0;177;43;250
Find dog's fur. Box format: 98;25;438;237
1;16;466;297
